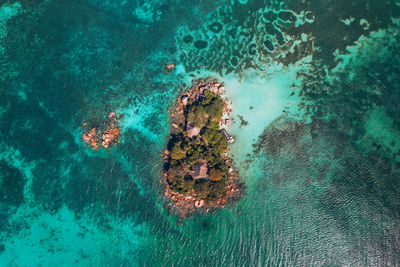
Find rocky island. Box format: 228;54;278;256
163;79;241;217
82;112;123;150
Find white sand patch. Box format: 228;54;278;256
225;69;302;151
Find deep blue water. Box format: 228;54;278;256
1;0;400;266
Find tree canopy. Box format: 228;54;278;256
165;88;231;201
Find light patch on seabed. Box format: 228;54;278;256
236;0;249;5
0;2;22;40
340;17;355;26
0;205;147;266
223;62;306;155
17;88;27;101
119;89;173;142
132;1;161;25
120;100;160;142
224;63;306;186
359;105;400;161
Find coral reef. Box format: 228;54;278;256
175;3;312;74
296;20;400;163
176;0;400;74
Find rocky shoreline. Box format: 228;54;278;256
162;79;242;217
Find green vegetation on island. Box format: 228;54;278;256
162;80;241;217
162;79;241;218
166;89;229;201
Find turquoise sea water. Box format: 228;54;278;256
1;0;400;266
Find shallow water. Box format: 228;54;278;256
1;0;400;266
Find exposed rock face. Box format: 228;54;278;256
82;112;122;150
190;159;208;180
181;96;189;106
187;123;201;138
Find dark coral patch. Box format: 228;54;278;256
0;160;25;206
263;39;274;51
65;159;145;217
0;160;26;230
263;11;277;22
248;43;257;56
264;22;275;33
183;35;193;43
230;56;239;66
274;30;286;46
278;11;296;23
194;40;208;49
305;11;314;20
31;162;64;212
